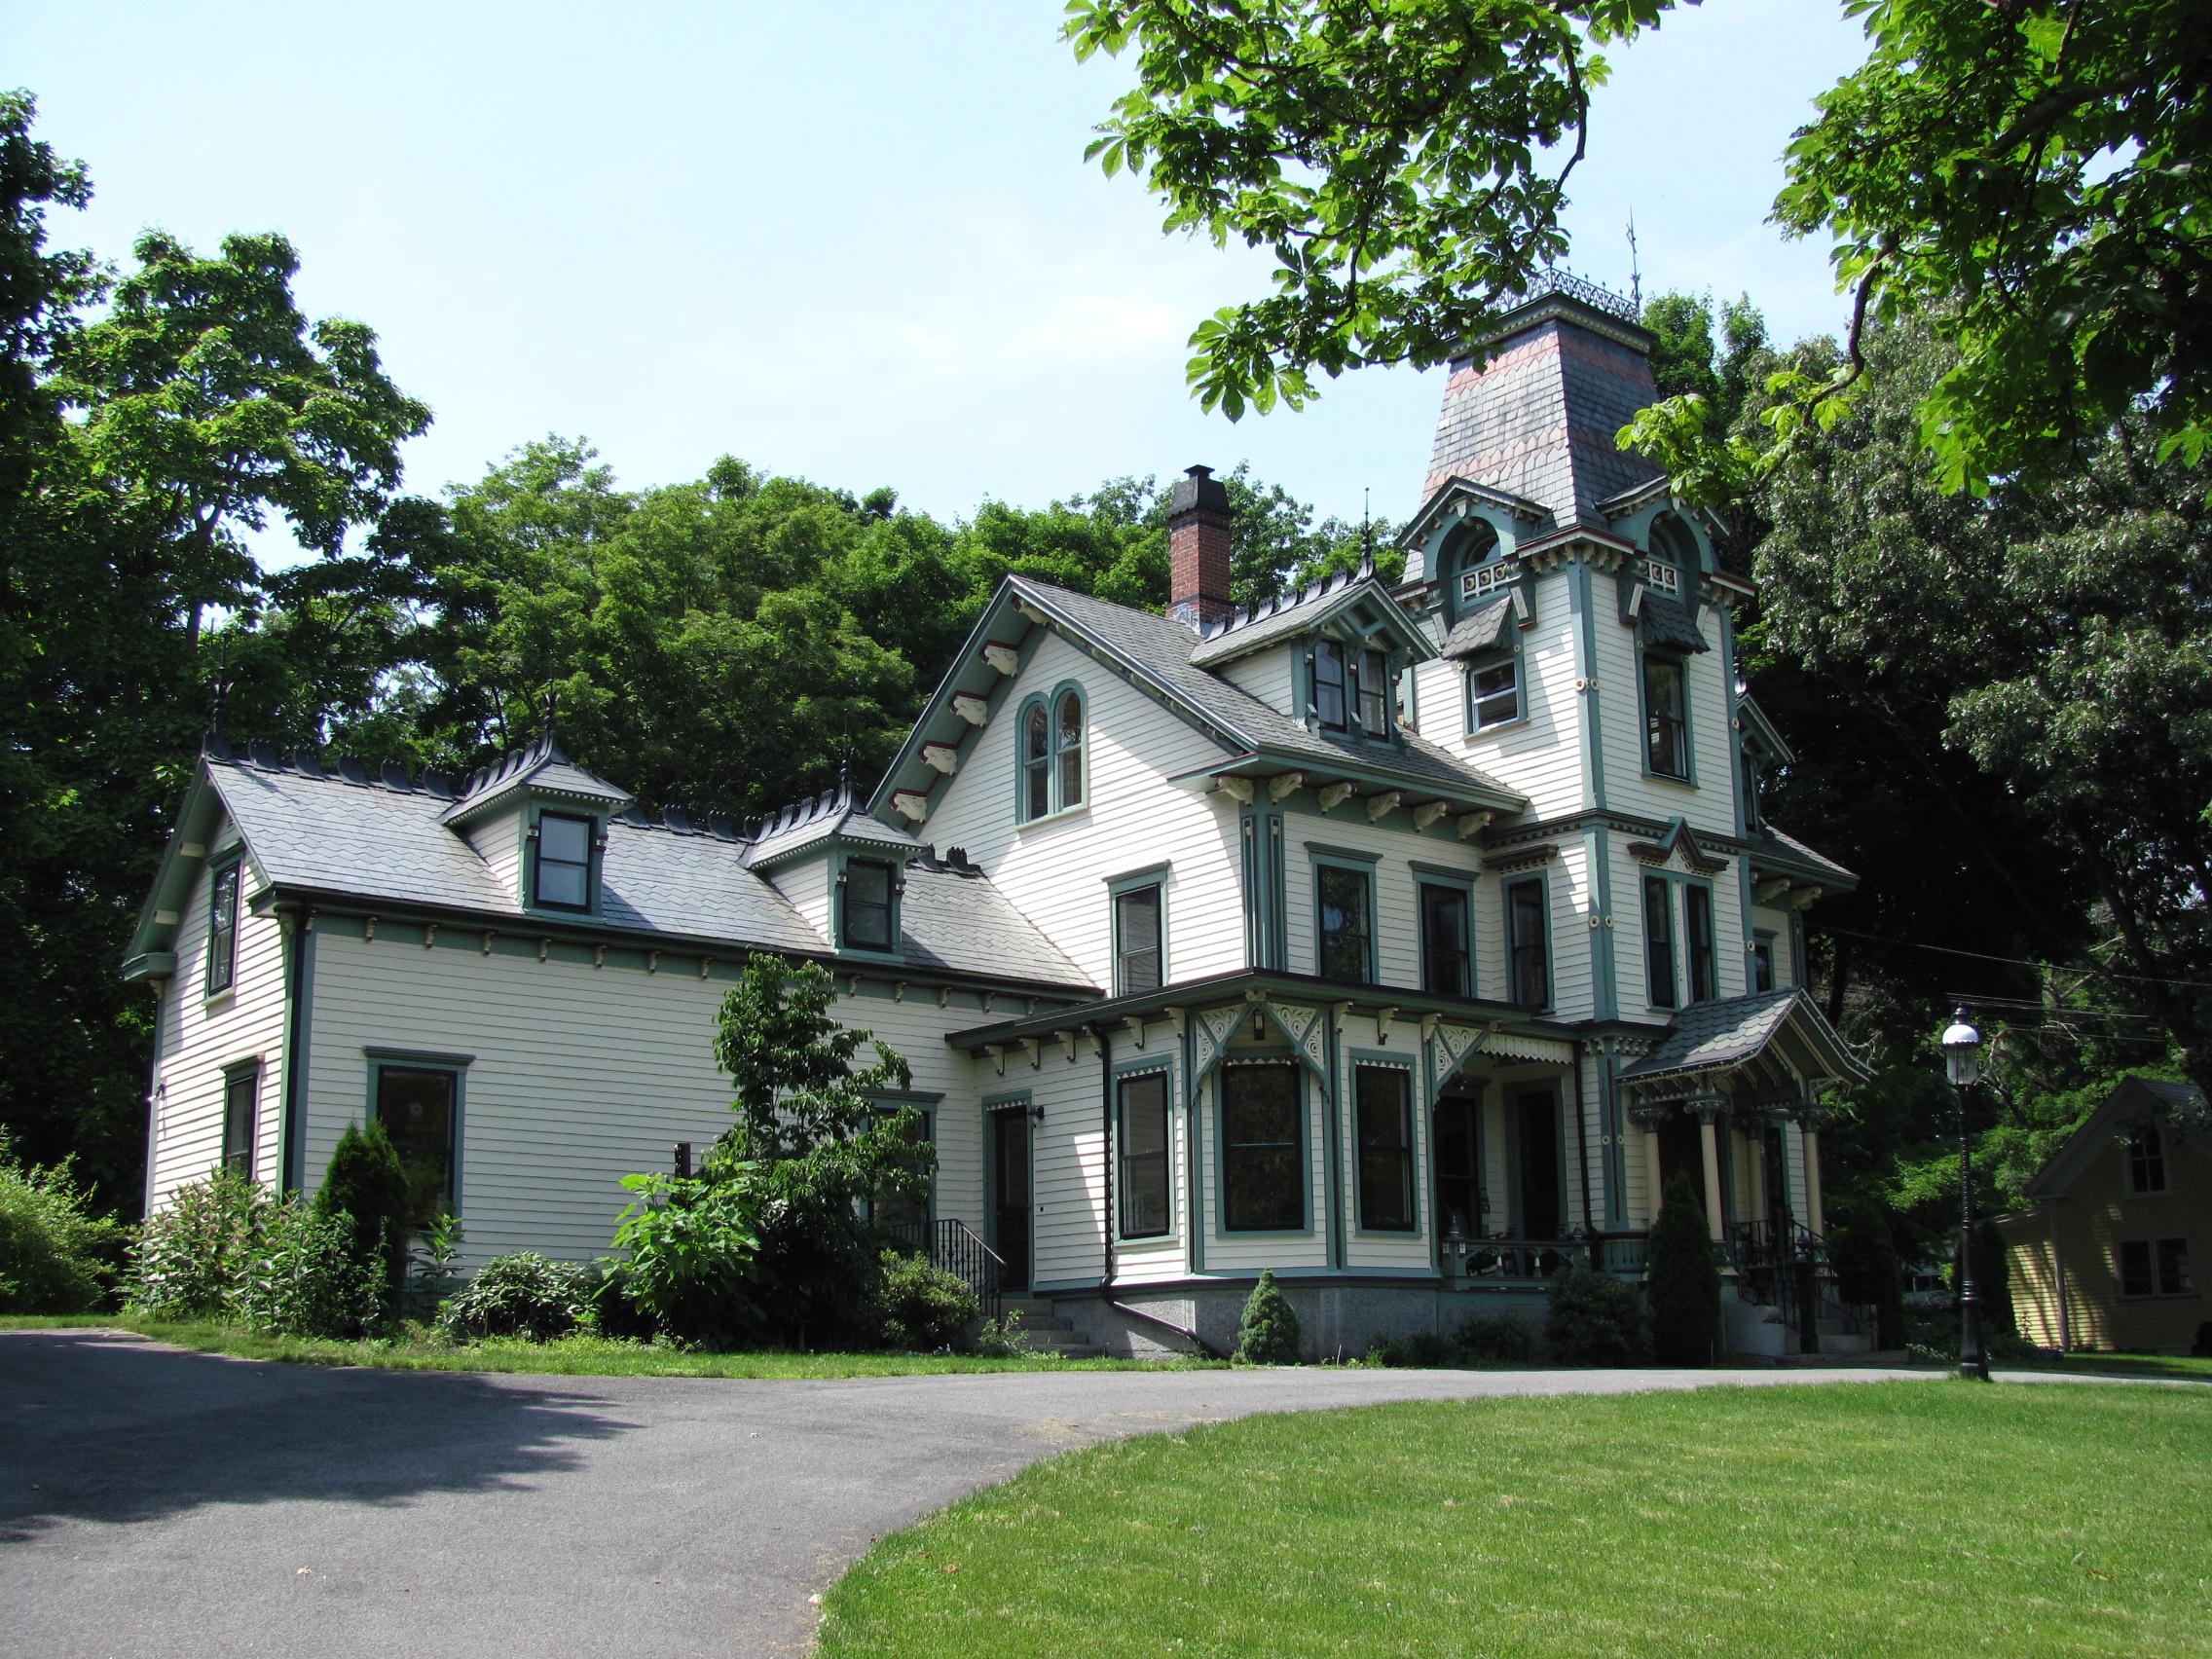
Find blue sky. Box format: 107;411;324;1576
6;1;1868;548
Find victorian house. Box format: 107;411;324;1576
126;273;1872;1359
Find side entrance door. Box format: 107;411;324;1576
990;1108;1032;1292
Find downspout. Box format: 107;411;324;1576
1097;1020;1115;1293
140;978;166;1217
1573;1041;1597;1248
1183;1013;1200;1275
280;907;315;1196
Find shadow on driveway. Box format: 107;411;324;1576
0;1330;634;1541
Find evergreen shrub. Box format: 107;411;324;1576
235;1203;382;1339
1544;1263;1647;1366
434;1252;596;1343
1365;1330;1456;1367
0;1133;125;1313
1645;1170;1721;1365
1235;1268;1302;1364
878;1250;978;1350
1452;1310;1537;1365
128;1169;268;1319
313;1121;411;1311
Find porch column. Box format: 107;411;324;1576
1627;1101;1671;1227
1742;1113;1769;1232
1794;1100;1830;1239
1688;1093;1727;1243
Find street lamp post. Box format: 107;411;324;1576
1941;1011;1991;1382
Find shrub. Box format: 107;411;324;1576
313;1121;410;1312
401;1213;464;1323
879;1251;978;1350
235;1202;383;1339
610;1168;765;1348
0;1133;125;1313
128;1169;269;1319
1972;1216;2017;1338
1644;1170;1721;1366
1453;1310;1537;1365
1365;1330;1457;1368
1235;1268;1302;1365
974;1309;1035;1357
1545;1263;1647;1366
435;1252;597;1343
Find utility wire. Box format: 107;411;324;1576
1824;925;2212;992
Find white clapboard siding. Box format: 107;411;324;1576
1546;840;1593;1018
1218;647;1295;717
461;805;526;904
925;629;1245;990
763;856;834;948
1455;572;1588;822
148;813;291;1208
1750;904;1795;986
1587;595;1740;838
1023;1048;1108;1288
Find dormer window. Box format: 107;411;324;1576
1641;558;1680;596
1357;648;1389;735
1314;639;1349;730
1312;640;1392;738
840;859;897;951
533;813;594;909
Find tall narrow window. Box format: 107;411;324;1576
1470;654;1519;729
841;859;895;951
1114;882;1163;994
1316;864;1373;983
1685;885;1717;1002
1644;655;1689;779
534;813;592;909
1643;877;1677;1008
2126;1127;2168;1195
2157;1236;2193;1295
1433;1093;1481;1241
1055;690;1086;807
1118;1071;1171;1237
1357;648;1389;735
1506;879;1548;1009
1221;1062;1303;1231
222;1069;258;1177
1355;1066;1416;1232
1419;882;1471;997
1313;639;1348;730
205;861;240;996
1751;931;1777;993
376;1067;458;1229
2118;1238;2155;1298
1021;701;1051;820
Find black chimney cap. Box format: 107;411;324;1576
1169;463;1231;518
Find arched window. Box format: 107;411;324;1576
1021;700;1051;821
1055;689;1085;807
1648;513;1699;571
1442;519;1502;622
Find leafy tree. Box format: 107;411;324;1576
0;1129;125;1312
1643;1171;1719;1366
1069;1;2211;490
1234;1267;1301;1363
313;1121;410;1314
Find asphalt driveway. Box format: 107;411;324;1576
1;1331;1933;1658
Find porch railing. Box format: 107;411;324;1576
888;1218;1005;1328
1445;1232;1651;1281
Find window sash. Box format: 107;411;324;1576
1419;883;1470;997
2156;1236;2193;1295
1357;648;1388;735
2127;1129;2167;1194
1022;703;1051;820
1354;1066;1417;1231
222;1070;257;1177
206;863;240;995
1643;877;1677;1007
1507;880;1548;1008
1644;656;1689;779
375;1067;459;1231
1117;1072;1172;1237
843;860;895;950
1685;885;1717;1002
1222;1063;1303;1231
535;813;592;908
1114;883;1163;995
2118;1238;2156;1298
1752;932;1777;993
1316;865;1373;983
1470;656;1519;728
1313;640;1348;730
1055;692;1085;807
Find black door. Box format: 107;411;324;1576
991;1110;1032;1292
1515;1091;1562;1240
1433;1093;1483;1242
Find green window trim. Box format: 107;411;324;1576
1115;1060;1175;1240
1215;1057;1310;1235
1417;873;1475;999
1639;647;1696;787
204;856;242;998
1311;854;1378;985
1109;869;1166;996
529;809;597;912
1683;879;1718;1003
1351;1058;1419;1235
835;851;903;957
221;1060;261;1178
1015;681;1088;824
366;1053;469;1228
1503;873;1552;1012
1642;874;1678;1009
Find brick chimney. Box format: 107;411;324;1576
1166;463;1234;631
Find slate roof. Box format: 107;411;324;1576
1749;826;1857;886
1638;594;1709;653
741;786;923;869
442;732;635;825
1438;596;1515;660
201;755;1089;989
1619;987;1873;1088
1186;561;1416;668
1013;577;1525;808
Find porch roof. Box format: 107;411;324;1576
1618;987;1873;1094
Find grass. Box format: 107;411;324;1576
2009;1351;2212;1382
0;1315;1218;1378
819;1381;2212;1659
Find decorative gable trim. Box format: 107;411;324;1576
1627;820;1730;876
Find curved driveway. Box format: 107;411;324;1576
2;1331;1932;1658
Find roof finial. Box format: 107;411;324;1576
539;686;560;756
836;745;855;805
203;633;236;759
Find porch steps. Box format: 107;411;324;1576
998;1297;1103;1359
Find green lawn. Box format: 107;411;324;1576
2010;1351;2212;1382
820;1381;2212;1659
0;1315;1216;1378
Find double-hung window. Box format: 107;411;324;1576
1022;701;1051;820
1469;654;1520;729
1114;881;1163;994
1221;1062;1303;1231
1752;931;1777;993
1357;648;1389;736
1643;877;1677;1008
1316;863;1374;983
1419;881;1472;997
376;1066;460;1230
534;813;593;909
222;1067;258;1177
841;859;896;951
205;861;240;996
1313;640;1349;731
1685;885;1717;1003
1055;690;1086;808
1117;1071;1171;1238
1018;687;1086;821
1354;1065;1416;1232
1506;878;1548;1009
1644;654;1690;780
2117;1237;2193;1297
2127;1127;2168;1194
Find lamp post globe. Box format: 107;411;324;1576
1942;1012;1991;1382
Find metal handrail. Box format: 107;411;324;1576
889;1218;1005;1328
